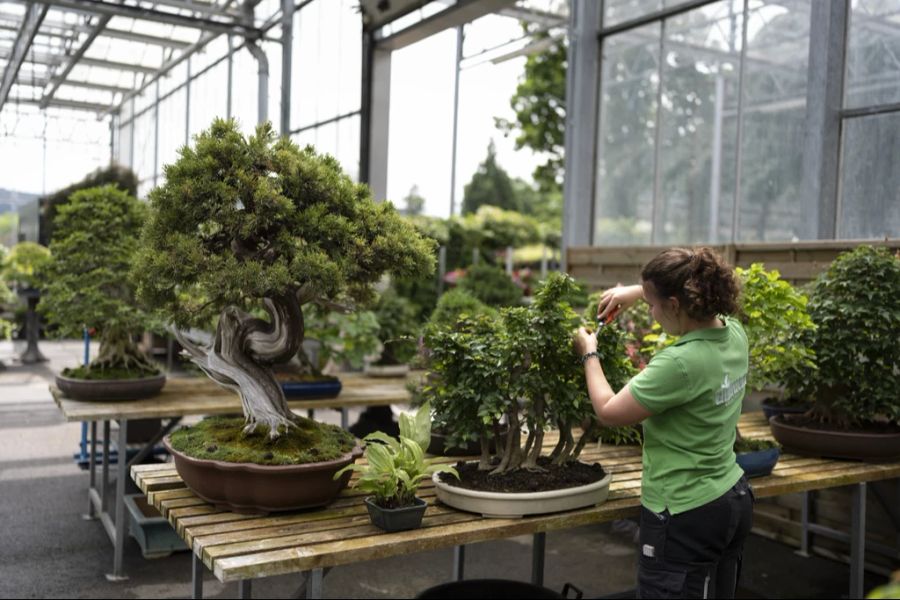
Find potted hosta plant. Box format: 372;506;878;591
3;241;52;364
733;263;816;476
424;273;612;518
40;186;164;400
769;245;900;460
135;118;435;512
335;403;458;532
365;288;418;377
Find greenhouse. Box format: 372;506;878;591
0;0;898;598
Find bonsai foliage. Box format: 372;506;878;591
41;185;158;377
302;305;380;371
372;288;419;365
427;288;495;330
134;119;435;437
802;246;900;426
0;245;13;339
424;272;599;474
3;242;51;290
457;263;523;307
735;263;816;396
335;403;458;508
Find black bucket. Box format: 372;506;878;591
417;579;582;599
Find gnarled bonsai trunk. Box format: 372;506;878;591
572;421;599;461
176;292;304;439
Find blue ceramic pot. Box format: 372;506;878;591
736;447;780;478
280;378;342;399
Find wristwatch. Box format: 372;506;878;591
581;351;601;365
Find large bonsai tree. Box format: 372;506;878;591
134;119;435;438
40;185;157;377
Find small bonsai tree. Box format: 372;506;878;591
40;186;158;378
801;246;900;427
134;119;435;438
427;288;495;330
735;263;816;400
2;242;52;291
424;272;602;474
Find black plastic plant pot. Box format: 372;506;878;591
365;496;427;532
736;447;780;478
417;579;583;599
760;399;809;421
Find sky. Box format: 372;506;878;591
0;10;547;220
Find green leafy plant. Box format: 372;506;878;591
335;403;458;508
457;263;523;307
371;288;419;366
134;118;435;438
735;263;816;398
427;288;495;330
2;241;51;290
303;305;381;371
801;245;900;427
40;185;158;378
423;272;604;474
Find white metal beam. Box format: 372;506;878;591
8;94;112;113
375;0;517;51
41;14;113;108
30;0;259;36
0;3;49;113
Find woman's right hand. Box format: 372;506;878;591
597;284;643;320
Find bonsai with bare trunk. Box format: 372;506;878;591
134;119;435;439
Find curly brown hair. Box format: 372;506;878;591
640;247;740;321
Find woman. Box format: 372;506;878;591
573;247;754;600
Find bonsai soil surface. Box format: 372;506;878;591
439;457;606;493
735;438;779;453
169;415;357;465
781;415;900;435
62;365;161;380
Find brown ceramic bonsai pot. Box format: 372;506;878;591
163;436;363;514
56;372;166;402
769;415;900;461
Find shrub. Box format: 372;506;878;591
457;263;523;307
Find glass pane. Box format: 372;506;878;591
190;61;228;138
839;112;900;239
594;22;661;245
657;1;742;245
845;0;900;109
157;87;186;172
604;0;708;29
738;0;811;241
292;0;362;131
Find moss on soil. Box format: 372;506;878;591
735;438;780;453
62;365;161;380
169;415;357;465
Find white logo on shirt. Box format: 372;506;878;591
715;373;746;406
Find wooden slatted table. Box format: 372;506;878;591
132;412;900;599
51;372;416;582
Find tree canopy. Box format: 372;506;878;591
134;118;436;329
461;141;520;215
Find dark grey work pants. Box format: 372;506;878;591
636;476;755;599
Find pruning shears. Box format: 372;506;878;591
595;304;620;339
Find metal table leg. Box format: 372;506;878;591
192;552;204;599
341;407;348;429
83;420;98;520
532;532;546;586
238;579;252;599
850;482;866;599
453;545;466;581
106;418;128;582
101;420;110;513
796;490;811;557
306;568;324;599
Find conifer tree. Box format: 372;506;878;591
135;119;435;437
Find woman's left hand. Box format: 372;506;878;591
573;326;598;357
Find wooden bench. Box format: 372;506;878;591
51;372;416;582
132;413;900;598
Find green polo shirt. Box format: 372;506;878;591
629;317;748;515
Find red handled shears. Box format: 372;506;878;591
595;304;620;337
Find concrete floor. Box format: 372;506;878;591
0;339;889;599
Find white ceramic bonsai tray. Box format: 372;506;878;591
432;470;612;518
